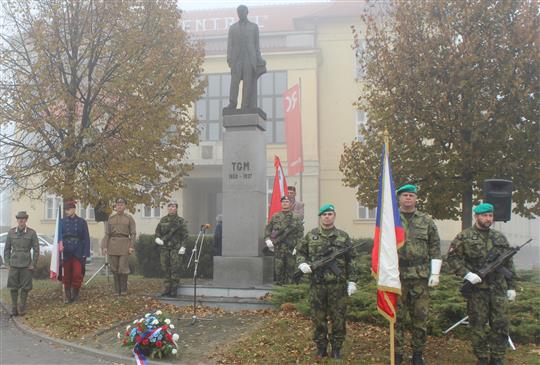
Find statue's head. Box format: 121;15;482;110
237;5;248;20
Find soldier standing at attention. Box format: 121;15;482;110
295;203;358;360
154;200;188;297
61;200;91;304
447;203;516;365
102;198;136;295
264;195;303;285
395;184;441;365
4;211;39;316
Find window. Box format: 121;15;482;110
259;71;287;144
142;205;162;218
77;205;95;221
44;195;62;220
358;204;376;220
356;110;367;142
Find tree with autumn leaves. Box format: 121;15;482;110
340;0;539;228
0;0;205;210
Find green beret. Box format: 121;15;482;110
318;203;335;216
473;203;494;214
396;184;417;195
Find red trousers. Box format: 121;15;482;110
63;257;83;289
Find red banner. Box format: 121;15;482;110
283;84;304;176
268;156;288;222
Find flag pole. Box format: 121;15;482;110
383;128;395;365
298;77;303;201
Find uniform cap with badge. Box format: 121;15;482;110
396;184;417;195
15;211;29;219
318;203;335;216
473;203;494;214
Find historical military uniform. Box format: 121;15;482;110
102;210;136;294
295;204;355;359
447;204;516;364
4;211;39;316
395;185;441;364
265;210;303;284
61;200;91;303
155;213;188;297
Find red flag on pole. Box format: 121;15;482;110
268;156;288;222
283;84;304;176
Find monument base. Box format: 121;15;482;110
213;256;274;287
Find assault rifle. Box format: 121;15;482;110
263;224;299;254
292;241;367;283
460;238;532;299
160;221;183;248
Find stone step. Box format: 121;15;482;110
160;294;275;311
177;284;273;299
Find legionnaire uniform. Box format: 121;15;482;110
102;199;136;295
287;186;305;220
264;206;303;285
4;211;39;316
395;184;441;365
447;203;516;365
295;203;356;359
61;200;91;303
154;209;188;297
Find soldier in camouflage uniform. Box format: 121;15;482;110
395;184;441;365
264;195;303;285
4;211;39;316
295;203;358;360
447;203;516;365
154;201;188;297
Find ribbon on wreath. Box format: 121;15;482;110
132;327;163;365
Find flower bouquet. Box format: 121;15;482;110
120;310;179;362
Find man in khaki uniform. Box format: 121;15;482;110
102;198;136;295
4;211;39;316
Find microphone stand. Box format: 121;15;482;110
186;224;212;325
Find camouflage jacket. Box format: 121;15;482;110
265;211;303;250
295;226;355;284
447;226;516;291
398;210;441;280
4;226;39;268
155;214;188;250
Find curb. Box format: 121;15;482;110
0;299;175;365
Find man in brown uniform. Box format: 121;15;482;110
102;198;136;295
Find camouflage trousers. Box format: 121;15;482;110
310;281;348;349
160;248;184;290
467;288;509;360
274;246;295;285
395;278;429;353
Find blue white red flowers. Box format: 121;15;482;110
121;309;179;360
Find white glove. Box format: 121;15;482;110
178;246;186;255
155;237;164;246
347;282;358;296
428;259;443;287
265;239;274;252
298;263;312;274
464;272;482;285
507;289;516;301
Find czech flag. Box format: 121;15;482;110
50;205;63;281
268;156;288;222
371;140;404;321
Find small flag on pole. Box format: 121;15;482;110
268;156;288;222
50;205;63;281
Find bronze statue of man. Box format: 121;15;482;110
226;5;266;110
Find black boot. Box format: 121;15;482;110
316;346;328;358
10;290;18;316
64;288;72;304
120;274;128;295
169;284;178;298
331;346;341;359
489;359;504;365
71;288;80;302
477;359;489;365
412;351;425;365
395;353;403;365
113;273;120;294
19;290;29;316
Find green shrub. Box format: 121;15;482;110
135;233;214;279
33;253;51;279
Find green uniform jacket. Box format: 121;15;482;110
155;214;188;249
265;211;303;249
398;210;441;280
295;226;355;283
4;226;39;268
447;226;516;291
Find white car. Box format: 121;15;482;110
0;232;54;266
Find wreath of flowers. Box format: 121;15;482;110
119;310;179;361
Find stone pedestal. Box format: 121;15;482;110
212;113;273;287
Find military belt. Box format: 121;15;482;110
111;234;129;238
399;258;427;268
63;235;79;240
